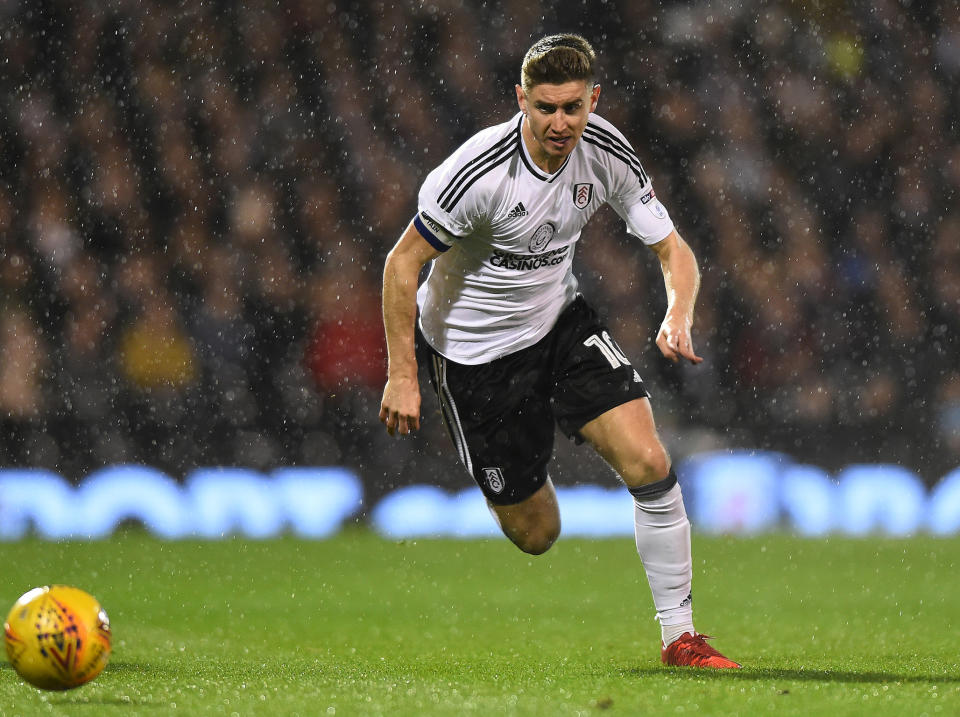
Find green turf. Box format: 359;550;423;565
1;530;958;716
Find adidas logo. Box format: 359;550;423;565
506;201;528;218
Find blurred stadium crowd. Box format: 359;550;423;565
0;0;958;493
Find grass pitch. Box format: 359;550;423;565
1;530;958;716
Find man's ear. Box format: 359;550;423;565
590;84;601;113
516;84;527;114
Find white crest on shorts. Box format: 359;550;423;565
528;222;556;253
482;467;505;494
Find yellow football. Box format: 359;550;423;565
4;585;111;690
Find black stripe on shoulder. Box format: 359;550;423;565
583;125;649;185
581;135;648;184
442;138;518;211
437;131;518;209
584;124;645;167
583;125;648;184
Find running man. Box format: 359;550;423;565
379;34;739;669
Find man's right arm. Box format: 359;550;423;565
379;220;443;436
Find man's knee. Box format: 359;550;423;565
579;399;672;488
621;443;671;488
489;480;560;555
509;520;560;555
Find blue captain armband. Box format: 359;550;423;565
414;212;454;252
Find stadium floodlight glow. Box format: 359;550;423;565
79;466;187;539
928;467;960;535
780;464;837;536
682;451;783;534
0;470;76;540
837;464;928;536
0;455;958;540
0;467;364;540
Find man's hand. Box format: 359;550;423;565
648;231;702;365
380;220;442;437
656;312;703;365
379;375;422;435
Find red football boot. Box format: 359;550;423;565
662;632;741;669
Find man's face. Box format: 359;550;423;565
516;80;600;169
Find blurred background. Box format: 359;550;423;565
0;0;957;505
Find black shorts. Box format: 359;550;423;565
418;296;650;505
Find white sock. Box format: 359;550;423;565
632;482;694;646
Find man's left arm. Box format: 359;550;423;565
648;230;704;365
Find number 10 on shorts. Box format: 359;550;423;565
583;331;631;369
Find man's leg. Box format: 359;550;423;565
488;477;560;555
579;397;739;668
419;337;560;556
579;398;692;641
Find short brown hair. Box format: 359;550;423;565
520;34;597;92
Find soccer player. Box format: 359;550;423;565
379;34;739;669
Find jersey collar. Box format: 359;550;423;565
516;114;571;183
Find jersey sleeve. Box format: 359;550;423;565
593;120;675;245
610;180;675;245
415;150;487;250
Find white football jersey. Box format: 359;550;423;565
415;112;674;365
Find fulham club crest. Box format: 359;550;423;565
573;183;593;210
482;467;505;494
